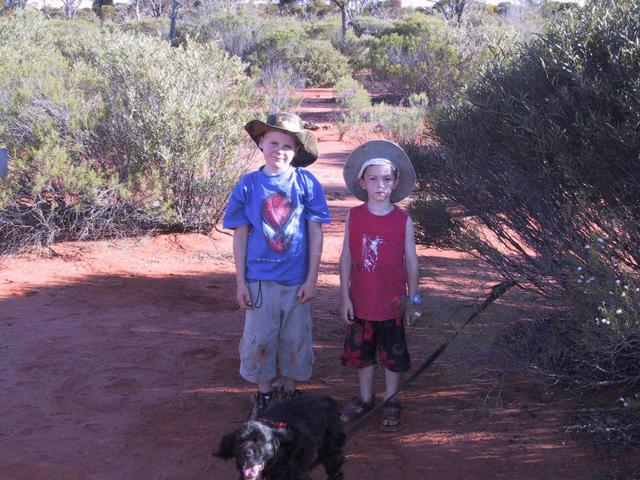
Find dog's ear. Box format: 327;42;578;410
214;432;237;459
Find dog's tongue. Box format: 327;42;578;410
243;464;264;479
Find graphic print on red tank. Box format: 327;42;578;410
262;192;295;253
361;235;384;272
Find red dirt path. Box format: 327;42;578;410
1;89;637;480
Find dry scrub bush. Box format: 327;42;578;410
332;77;429;143
194;11;270;59
333;76;370;140
92;32;256;232
0;11;256;253
365;9;538;107
367;15;461;105
409;0;640;390
369;93;429;144
0;12;121;252
259;63;305;113
194;12;351;87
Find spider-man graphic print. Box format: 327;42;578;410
262;192;296;253
222;167;330;286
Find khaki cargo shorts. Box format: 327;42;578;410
239;281;314;384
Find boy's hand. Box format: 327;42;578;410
341;298;354;325
403;303;423;327
236;283;252;310
297;280;316;304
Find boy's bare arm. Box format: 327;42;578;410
297;220;323;303
405;216;420;296
339;212;354;324
232;225;252;309
403;216;422;326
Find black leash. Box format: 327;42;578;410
311;280;516;470
345;280;516;438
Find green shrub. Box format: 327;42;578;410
245;22;352;87
334;75;370;111
246;21;306;68
409;0;640;389
505;238;640;392
351;15;394;37
0;11;112;251
302;0;334;18
120;18;168;37
91;33;257;231
365;9;538;106
336;29;372;72
195;11;269;59
333;76;370;140
193;13;351;87
369;93;429;144
258;63;305;113
292;40;350;87
0;11;257;253
367;15;463;104
303;16;342;40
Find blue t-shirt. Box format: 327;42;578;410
223;166;331;286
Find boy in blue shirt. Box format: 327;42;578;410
223;113;331;419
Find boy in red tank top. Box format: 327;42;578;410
338;140;421;431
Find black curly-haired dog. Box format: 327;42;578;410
215;395;345;480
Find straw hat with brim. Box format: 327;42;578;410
244;112;318;168
343;140;416;203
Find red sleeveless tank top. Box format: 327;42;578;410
348;204;408;321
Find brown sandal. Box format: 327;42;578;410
380;401;401;431
339;397;374;423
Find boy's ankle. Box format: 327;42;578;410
250;390;274;421
360;393;374;404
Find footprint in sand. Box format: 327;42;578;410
59;367;179;410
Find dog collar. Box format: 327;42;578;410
257;418;288;429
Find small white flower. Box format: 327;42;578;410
616;309;623;314
603;319;611;325
609;291;614;295
584;244;591;249
602;301;607;306
624;285;629;290
621;292;626;297
597;237;605;243
577;266;583;272
577;279;583;283
616;279;621;285
586;276;595;283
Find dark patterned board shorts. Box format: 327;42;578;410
340;317;411;373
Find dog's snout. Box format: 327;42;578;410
242;444;256;458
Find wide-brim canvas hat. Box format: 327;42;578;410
244;112;318;167
343;140;416;203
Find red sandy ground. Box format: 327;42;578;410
1;89;637;480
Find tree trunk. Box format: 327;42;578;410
169;0;180;46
